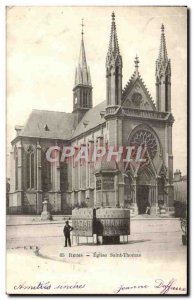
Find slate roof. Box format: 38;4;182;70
17;101;106;141
20;109;76;140
72;101;106;138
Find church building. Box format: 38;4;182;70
8;13;174;216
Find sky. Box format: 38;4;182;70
6;6;187;175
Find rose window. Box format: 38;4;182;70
130;130;158;159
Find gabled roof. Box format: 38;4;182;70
15;101;106;142
122;71;156;110
20;109;76;140
72;101;106;138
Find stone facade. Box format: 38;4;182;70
9;13;174;216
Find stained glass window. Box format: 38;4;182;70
130;129;157;159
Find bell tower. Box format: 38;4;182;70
155;24;171;112
73;19;93;123
106;12;122;106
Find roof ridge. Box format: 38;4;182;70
32;101;106;115
32;109;72;114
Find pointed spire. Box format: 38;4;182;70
81;17;84;37
156;24;171;78
78;36;87;69
74;18;92;87
108;11;120;54
106;12;121;67
158;24;168;63
79;18;87;67
106;12;122;106
155;24;171;112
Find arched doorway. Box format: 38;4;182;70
137;167;155;215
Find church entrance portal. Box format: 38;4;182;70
137;185;150;215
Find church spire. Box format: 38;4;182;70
155;24;171;112
73;18;93;121
156;24;170;76
158;24;168;62
106;12;121;66
106;12;122;106
74;18;92;86
107;12;120;57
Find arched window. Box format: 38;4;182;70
165;76;168;111
60;161;68;192
115;66;119;105
41;149;51;191
130;129;158;160
26;146;35;189
83;91;87;107
14;147;18;190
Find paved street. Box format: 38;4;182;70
7;217;182;249
6;218;187;295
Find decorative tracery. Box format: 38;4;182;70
130;129;157;159
132;92;142;107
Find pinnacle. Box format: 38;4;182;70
134;55;140;69
158;23;168;62
112;11;115;21
107;12;120;56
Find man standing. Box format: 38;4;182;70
63;220;73;247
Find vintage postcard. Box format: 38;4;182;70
6;6;188;295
